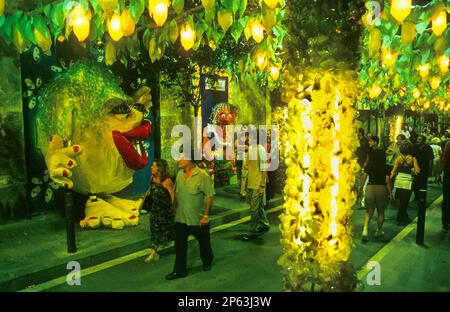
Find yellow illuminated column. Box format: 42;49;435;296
279;72;359;291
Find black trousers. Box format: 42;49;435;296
413;174;428;201
396;188;412;222
173;222;214;274
442;171;450;228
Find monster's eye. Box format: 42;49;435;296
111;103;131;115
133;104;147;114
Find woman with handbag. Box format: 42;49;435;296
390;143;421;225
144;159;175;263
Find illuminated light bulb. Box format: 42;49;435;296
121;9;136;37
430;76;441;90
270;65;280;81
413;88;421;99
432;11;447;37
152;1;169;27
108;13;123;41
391;0;412;24
419;63;430;78
254;50;267;71
69;5;90;42
180;24;195;51
438;55;449;74
263;0;279;9
251;20;264;43
423;101;430;110
369;83;381;98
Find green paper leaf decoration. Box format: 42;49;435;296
130;0;146;23
230;20;244;43
415;21;429;34
231;0;240;15
238;0;247;18
169;19;178;44
172;0;184;14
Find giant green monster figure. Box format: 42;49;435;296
35;62;152;229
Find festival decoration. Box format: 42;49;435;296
35;62;152;230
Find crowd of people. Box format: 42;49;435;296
356;126;450;243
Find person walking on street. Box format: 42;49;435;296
144;159;175;263
436;140;450;231
242;131;270;241
413;135;434;202
390;143;421;225
166;149;215;280
361;136;392;242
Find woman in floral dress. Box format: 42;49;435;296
144;159;175;262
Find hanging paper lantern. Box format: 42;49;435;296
69;5;91;42
413;88;421;99
180;24;195;51
368;28;381;55
410;105;416;111
105;41;117;65
391;0;412;24
121;9;136;37
108;13;123;41
217;9;233;32
151;1;169;27
254;50;267;71
252;20;265;43
369;83;381;98
423;101;430;110
399;86;406;97
263;0;279;9
382;48;397;68
430;76;441;90
432;11;447;37
419;63;430;78
270;65;280;81
438;55;449;74
401;22;415;45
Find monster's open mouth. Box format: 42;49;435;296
112;121;151;170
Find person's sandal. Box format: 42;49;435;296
144;251;160;263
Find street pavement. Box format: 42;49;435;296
29;183;449;292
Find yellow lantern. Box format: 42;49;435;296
180;24;195;51
254;50;267;71
399;86;406;97
382;48;397;68
430;76;441;90
99;0;119;13
0;0;5;17
69;5;91;42
263;0;279;9
423;101;430;110
391;0;411;24
151;1;169;27
418;63;430;78
432;11;447;37
108;13;123;41
410;105;416;111
201;0;215;10
438;55;449;74
369;83;381;98
121;9;136;37
270;65;280;81
413;88;421;99
252;20;264;43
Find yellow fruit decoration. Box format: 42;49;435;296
263;0;279;9
201;0;215;10
252;20;264;43
270;65;280;81
418;63;430;78
401;22;415;45
151;0;169;27
99;0;119;13
217;9;233;32
0;0;5;17
432;11;447;37
254;50;267;71
430;76;440;90
391;0;412;24
180;24;195;51
105;41;116;65
438;55;449;74
121;10;136;37
368;28;381;56
108;13;124;41
34;28;52;52
70;6;91;42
